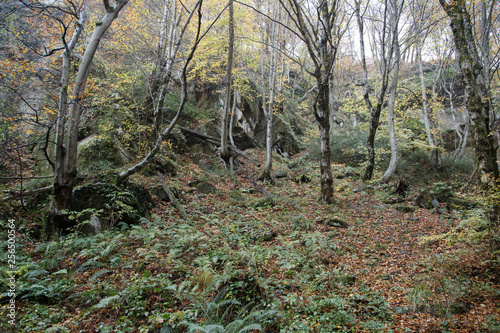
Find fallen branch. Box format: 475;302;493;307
0;176;54;180
157;172;189;221
461;166;478;194
1;185;53;203
245;177;274;198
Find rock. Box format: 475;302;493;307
394;205;415;213
196;182;217;194
70;182;151;231
336;275;356;286
274;170;288;178
81;214;102;235
188;179;202;187
253;197;274;209
153;185;170;201
261;231;277;242
447;197;475;210
431;198;441;210
158;158;178;176
293;173;312;184
328;205;340;214
415;189;433;209
230;190;244;201
323;218;349;228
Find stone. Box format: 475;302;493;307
153;185;169;201
196;182;217;194
394;205;415;213
262;231;277;242
274;170;288;178
323;218;349;228
253;197;274;209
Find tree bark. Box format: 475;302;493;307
381;0;401;183
220;0;234;160
260;2;279;182
356;0;393;181
439;0;500;263
50;1;130;236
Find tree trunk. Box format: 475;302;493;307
220;1;234;160
49;1;129;237
356;0;392;181
381;2;400;183
260;2;279;182
439;0;500;263
316;82;333;203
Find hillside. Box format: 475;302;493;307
1;146;499;332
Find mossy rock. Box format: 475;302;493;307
394;204;415;213
293;173;312;184
274;170;288;178
448;197;476;210
261;230;277;242
252;197;275;209
336;275;356;286
230;190;244;201
70;181;151;231
196;182;217;194
323;217;349;228
415;189;433;209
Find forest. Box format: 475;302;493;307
0;0;499;331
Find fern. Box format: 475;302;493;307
93;295;120;309
89;269;112;282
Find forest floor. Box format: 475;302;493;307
1;148;500;332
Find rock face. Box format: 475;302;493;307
194;78;301;156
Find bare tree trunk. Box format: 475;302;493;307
220;0;234;160
381;0;401;183
260;1;279;182
229;89;237;147
356;0;392;181
49;0;129;237
51;9;87;235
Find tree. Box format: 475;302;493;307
117;0;204;183
220;0;234;160
48;0;130;237
278;0;345;203
258;0;280;181
355;0;398;181
438;0;500;263
381;0;403;183
411;0;442;169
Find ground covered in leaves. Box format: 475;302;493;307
1;149;499;332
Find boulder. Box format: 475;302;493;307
274;170;288;179
71;182;151;231
196;182;217;194
322;218;349;228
